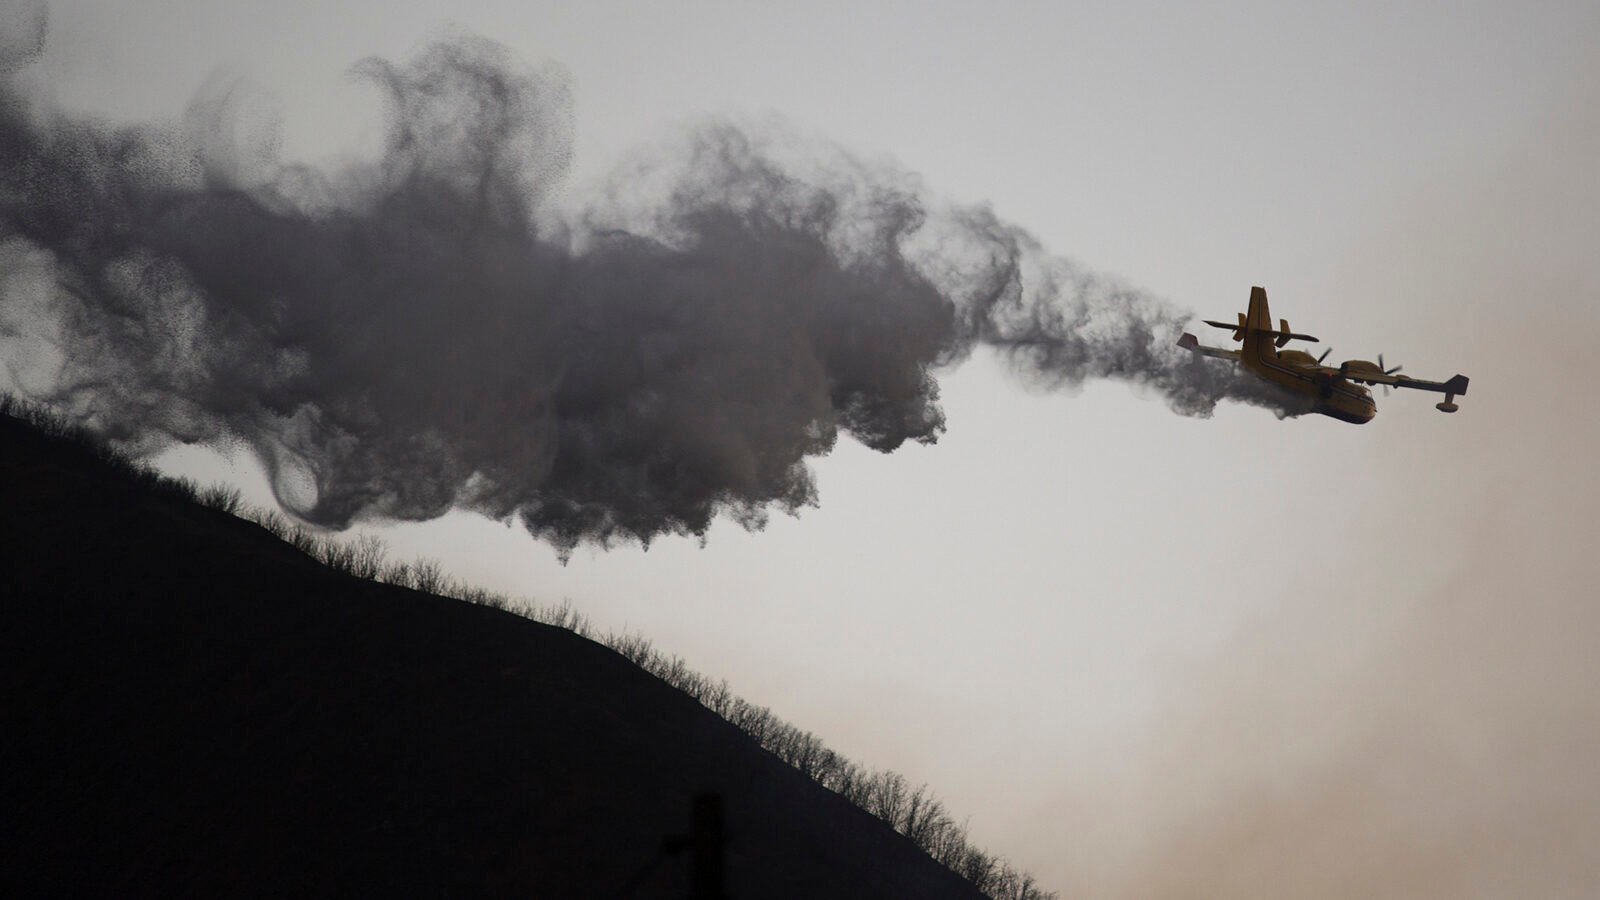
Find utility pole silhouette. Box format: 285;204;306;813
663;792;727;900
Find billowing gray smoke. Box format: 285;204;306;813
0;19;1303;554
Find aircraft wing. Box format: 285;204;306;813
1346;371;1470;396
1177;333;1241;361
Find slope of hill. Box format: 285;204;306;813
0;409;991;899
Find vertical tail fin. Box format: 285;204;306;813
1243;286;1273;359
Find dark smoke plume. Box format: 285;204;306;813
0;19;1303;554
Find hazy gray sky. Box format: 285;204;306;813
10;1;1600;894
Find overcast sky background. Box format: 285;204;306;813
12;1;1600;895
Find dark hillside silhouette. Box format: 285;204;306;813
0;407;998;899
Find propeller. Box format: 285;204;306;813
1316;347;1332;365
1377;354;1403;394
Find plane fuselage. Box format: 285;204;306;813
1216;287;1372;423
1243;345;1377;424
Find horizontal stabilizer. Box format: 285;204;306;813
1203;315;1248;342
1202;320;1317;344
1263;327;1319;344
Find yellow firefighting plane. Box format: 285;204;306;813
1178;286;1469;424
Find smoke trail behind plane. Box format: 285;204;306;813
0;18;1304;554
